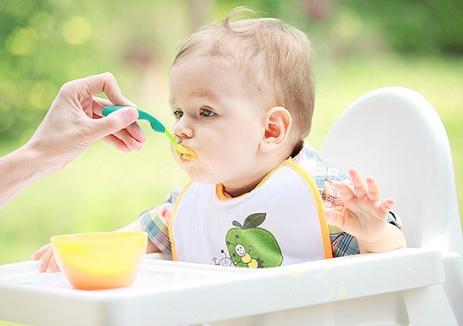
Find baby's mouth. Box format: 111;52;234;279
177;144;197;161
175;140;198;160
170;133;198;160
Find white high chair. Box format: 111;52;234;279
318;87;463;325
209;87;463;325
0;87;461;326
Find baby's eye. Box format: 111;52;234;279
172;110;183;119
200;107;216;118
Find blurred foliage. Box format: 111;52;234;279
0;0;102;140
0;0;188;142
343;0;463;55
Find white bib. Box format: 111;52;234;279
168;159;332;268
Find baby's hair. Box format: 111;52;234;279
172;7;315;142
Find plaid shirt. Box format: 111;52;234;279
139;146;402;258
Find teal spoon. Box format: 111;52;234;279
102;105;197;158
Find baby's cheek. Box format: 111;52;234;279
201;156;237;182
201;140;254;181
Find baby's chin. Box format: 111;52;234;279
177;165;220;184
187;173;220;184
174;157;231;184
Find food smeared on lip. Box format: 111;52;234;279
177;145;197;160
166;130;197;159
181;153;196;161
178;146;197;161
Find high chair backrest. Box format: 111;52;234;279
320;87;462;254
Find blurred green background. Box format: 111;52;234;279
0;0;462;324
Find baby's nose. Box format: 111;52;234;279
174;125;193;141
173;114;194;139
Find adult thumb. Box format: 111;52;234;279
89;107;139;139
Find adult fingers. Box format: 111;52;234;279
102;135;131;152
91;96;137;117
125;122;145;143
80;72;135;107
92;98;145;143
111;128;143;151
88;107;139;140
92;96;114;116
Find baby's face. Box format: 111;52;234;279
169;56;266;185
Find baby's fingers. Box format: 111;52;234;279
349;169;368;198
38;247;53;273
366;177;380;202
378;198;395;214
47;255;60;273
334;183;354;202
325;208;346;229
32;243;51;260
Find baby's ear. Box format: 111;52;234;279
260;106;292;152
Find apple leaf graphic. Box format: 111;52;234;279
243;213;266;229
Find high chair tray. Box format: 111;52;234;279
0;249;443;326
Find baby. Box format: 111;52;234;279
34;8;406;271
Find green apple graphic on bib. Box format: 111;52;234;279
225;213;283;268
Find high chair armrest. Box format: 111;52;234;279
106;248;443;325
144;252;172;260
0;248;445;326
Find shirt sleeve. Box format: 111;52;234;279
303;146;403;257
138;189;180;254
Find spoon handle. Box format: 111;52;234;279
102;106;165;133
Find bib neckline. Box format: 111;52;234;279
214;158;293;202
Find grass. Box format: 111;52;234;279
0;55;462;325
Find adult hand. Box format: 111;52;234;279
0;72;145;208
28;72;145;175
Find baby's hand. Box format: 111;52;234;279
32;243;60;273
325;169;394;244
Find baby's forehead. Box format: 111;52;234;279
169;88;219;106
171;32;267;79
169;53;270;106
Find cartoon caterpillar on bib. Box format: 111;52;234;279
225;212;283;268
